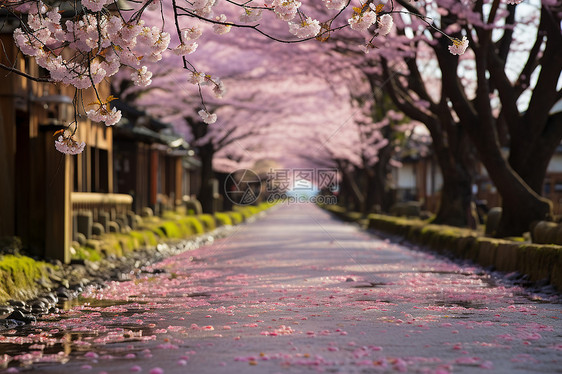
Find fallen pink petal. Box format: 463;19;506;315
0;206;560;374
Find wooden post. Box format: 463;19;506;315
0;36;17;237
41;125;71;263
0;102;15;237
150;149;159;208
175;157;183;207
106;126;113;193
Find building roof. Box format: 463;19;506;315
112;100;190;151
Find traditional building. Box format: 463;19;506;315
0;27;115;262
112;101;200;216
0;20;198;262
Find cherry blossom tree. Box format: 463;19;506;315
378;0;562;236
111;0;475;223
306;5;479;225
5;0;548;236
1;0;472;155
120;45;355;212
379;48;481;227
357;92;413;215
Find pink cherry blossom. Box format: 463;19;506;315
55;135;86;155
288;17;321;38
448;36;469;55
348;10;377;32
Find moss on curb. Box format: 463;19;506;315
0;255;55;303
214;213;233;226
198;214;217;231
228;212;244;225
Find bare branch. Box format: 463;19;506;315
0;62;52;82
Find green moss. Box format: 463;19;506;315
214;213;233;226
152;226;166;238
198;214;216;231
143;230;158;246
0;202;279;302
161;211;182;221
233;206;254;220
506;236;525;242
0;255;54;303
97;235;123;257
228;212;244;225
180;217;205;235
325;205;347;214
72;247;103;262
119;233;140;252
158;221;183;239
129;230;158;247
246;206;260;215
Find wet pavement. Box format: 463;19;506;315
1;203;561;373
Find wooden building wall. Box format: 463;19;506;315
0;33;113;262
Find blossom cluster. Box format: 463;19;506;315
10;0;176;143
448;36;469;55
288;17;321;38
12;5;172;94
54;132;86;155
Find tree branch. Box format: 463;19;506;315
0;62;52;83
523;6;562;129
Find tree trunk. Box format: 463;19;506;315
434;37;554;237
379;64;477;227
432;166;474;227
336;160;363;211
197;143;215;214
467;124;551;236
363;171;377;214
367;144;394;214
509;112;562;194
429;112;477;227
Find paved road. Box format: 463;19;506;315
2;204;561;373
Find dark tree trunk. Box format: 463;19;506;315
366;144;394;214
436;53;552;236
473;131;552;236
380;64;477;227
432;10;561;237
189;120;216;214
509;113;562;195
197;143;215;214
472;131;552;237
432;166;474;227
390;0;562;237
430;107;478;227
336;160;364;211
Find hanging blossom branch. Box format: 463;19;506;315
0;0;520;154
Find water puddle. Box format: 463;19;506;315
352;282;387;288
0;297;160;370
59;297;148;310
430;299;486;309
